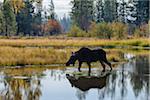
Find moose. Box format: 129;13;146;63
66;47;112;72
66;72;110;91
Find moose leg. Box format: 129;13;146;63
78;62;82;72
103;58;112;70
87;62;91;76
100;60;106;72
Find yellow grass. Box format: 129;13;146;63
0;37;149;47
0;46;149;66
0;47;70;66
0;37;149;66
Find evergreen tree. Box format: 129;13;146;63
16;0;34;35
48;0;55;20
103;0;117;22
117;0;127;23
32;0;43;35
126;0;137;34
70;0;94;32
95;0;104;23
2;0;17;36
136;0;149;25
126;0;137;24
0;3;5;35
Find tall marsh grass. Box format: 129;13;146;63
0;38;149;47
0;37;149;66
0;47;71;66
0;46;149;66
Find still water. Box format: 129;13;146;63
0;51;149;100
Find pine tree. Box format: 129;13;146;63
48;0;55;20
117;0;127;23
70;0;94;32
125;0;137;35
3;0;17;36
96;0;104;23
32;0;43;35
0;3;5;35
103;0;117;22
16;0;34;35
136;0;149;25
126;0;137;24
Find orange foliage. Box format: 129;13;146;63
42;19;61;35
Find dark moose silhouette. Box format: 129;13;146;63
66;72;110;91
66;47;112;72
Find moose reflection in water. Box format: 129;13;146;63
66;71;111;92
66;47;112;73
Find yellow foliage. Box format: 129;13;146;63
10;0;25;14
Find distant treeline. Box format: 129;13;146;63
0;0;149;38
69;0;149;38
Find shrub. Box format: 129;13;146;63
68;24;87;37
88;22;98;37
133;23;149;38
111;22;128;39
89;22;113;39
67;21;149;39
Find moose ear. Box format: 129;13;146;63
71;52;76;56
71;52;74;54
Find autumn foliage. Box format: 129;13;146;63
41;19;61;35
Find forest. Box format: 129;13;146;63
0;0;149;39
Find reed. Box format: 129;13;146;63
0;38;149;48
0;46;148;66
0;47;70;66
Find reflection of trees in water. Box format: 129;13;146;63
0;77;41;100
0;68;66;100
65;53;149;100
131;55;149;98
119;64;127;99
98;89;104;100
97;71;118;100
98;64;128;100
77;54;149;100
50;69;66;81
76;89;88;100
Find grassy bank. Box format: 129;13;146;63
0;46;149;66
0;37;149;66
0;37;149;48
0;47;69;66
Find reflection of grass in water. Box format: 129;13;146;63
1;66;66;77
1;67;46;77
0;46;149;66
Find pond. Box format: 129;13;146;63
0;49;149;100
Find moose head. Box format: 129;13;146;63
66;52;78;66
